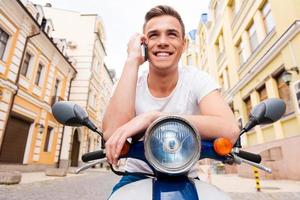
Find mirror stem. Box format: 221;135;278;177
234;128;247;148
82;118;105;150
239;128;247;136
95;129;105;150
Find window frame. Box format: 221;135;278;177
20;52;33;77
43;127;53;152
248;22;259;52
34;63;44;86
0;27;9;61
276;71;295;116
236;39;246;66
261;1;275;34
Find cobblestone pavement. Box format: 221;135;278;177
0;170;299;200
0;170;120;200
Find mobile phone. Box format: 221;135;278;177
141;43;148;61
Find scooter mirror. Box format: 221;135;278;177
243;98;286;132
52;101;88;127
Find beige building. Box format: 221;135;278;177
182;29;200;68
186;0;300;180
0;0;76;169
41;4;114;168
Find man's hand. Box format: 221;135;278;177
127;33;147;66
105;111;162;165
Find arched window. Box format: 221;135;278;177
36;12;40;21
46;26;50;34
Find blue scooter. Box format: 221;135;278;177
52;98;285;200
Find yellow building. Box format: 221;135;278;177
191;0;300;180
182;29;200;67
0;0;76;169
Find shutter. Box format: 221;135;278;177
0;115;32;163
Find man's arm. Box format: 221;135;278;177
102;34;146;141
182;90;240;144
105;90;239;165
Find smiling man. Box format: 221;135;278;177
103;5;239;192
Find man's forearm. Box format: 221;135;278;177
181;115;240;144
102;59;140;140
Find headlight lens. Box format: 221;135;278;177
144;116;200;175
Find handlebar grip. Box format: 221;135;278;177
237;150;261;163
82;150;106;162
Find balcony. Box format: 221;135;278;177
50;96;64;107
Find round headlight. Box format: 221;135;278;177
144;116;201;175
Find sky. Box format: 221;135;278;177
29;0;210;77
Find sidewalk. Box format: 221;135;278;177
8;167;109;185
198;165;300;193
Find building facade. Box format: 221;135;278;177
190;0;300;180
0;0;76;170
41;4;114;168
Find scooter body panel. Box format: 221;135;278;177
152;177;198;200
109;178;231;200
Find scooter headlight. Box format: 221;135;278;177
144;116;201;175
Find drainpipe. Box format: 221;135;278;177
56;74;76;168
0;31;41;149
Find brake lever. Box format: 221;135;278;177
75;158;107;174
232;154;272;173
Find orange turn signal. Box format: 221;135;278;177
213;138;233;156
120;141;130;157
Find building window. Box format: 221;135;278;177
46;26;50;34
36;13;40;21
51;79;61;106
231;0;240;15
0;28;9;61
248;22;259;52
20;52;32;76
35;63;44;86
54;79;60;96
224;67;230;90
294;81;300;112
214;1;222;20
258;84;267;102
93;94;97;108
187;54;192;65
244;96;252;119
237;39;246;66
261;1;275;34
277;71;294;115
216;33;224;59
87;137;91;153
43;127;53;152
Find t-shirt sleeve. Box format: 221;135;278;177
192;70;221;104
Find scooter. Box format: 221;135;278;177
52;98;286;200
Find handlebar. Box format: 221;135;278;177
235;150;261;164
82;150;106;162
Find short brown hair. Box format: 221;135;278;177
143;5;185;38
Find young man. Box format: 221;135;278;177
103;5;239;191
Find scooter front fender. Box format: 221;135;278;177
109;178;231;200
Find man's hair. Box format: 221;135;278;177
143;5;185;39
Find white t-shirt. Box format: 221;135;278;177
125;66;220;177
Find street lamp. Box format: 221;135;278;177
280;67;299;86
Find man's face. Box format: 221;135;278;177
144;15;185;71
